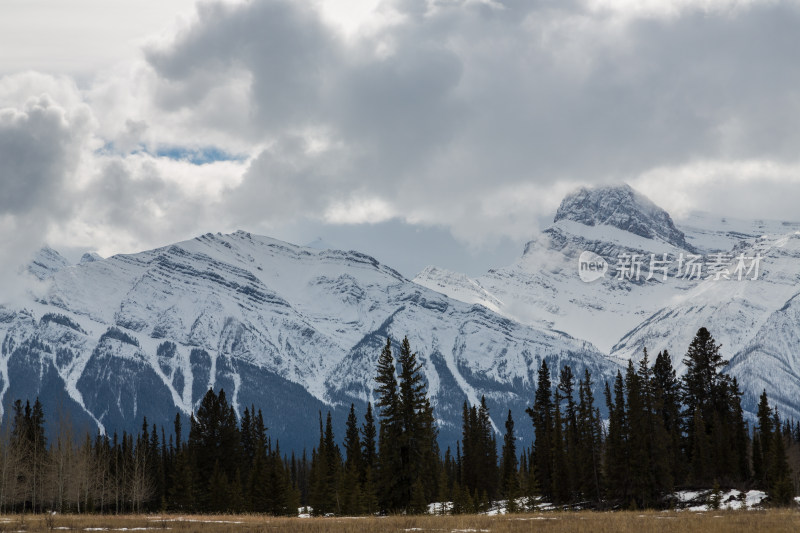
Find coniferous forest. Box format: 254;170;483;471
0;328;798;515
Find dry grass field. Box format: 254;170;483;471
1;510;799;533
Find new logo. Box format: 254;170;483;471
578;251;608;283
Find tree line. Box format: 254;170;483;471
0;328;797;514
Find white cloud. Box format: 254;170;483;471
2;0;800;280
324;196;397;224
632;159;800;221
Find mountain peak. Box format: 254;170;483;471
80;252;103;264
27;246;70;280
554;184;690;250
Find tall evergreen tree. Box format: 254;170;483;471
756;389;774;488
500;410;518;500
188;388;243;512
681;327;727;485
557;366;578;501
527;360;553;500
360;402;379;514
341;404;363;514
375;337;403;510
604;371;629;502
576;370;603;506
652;350;684;485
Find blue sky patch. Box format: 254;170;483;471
97;143;246;165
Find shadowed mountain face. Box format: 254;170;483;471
0;231;617;451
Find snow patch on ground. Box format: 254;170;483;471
676;489;767;511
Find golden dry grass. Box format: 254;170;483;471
0;510;799;533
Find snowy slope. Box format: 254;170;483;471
0;231;618;450
678;211;800;253
415;184;800;420
415;187;698;353
727;292;800;419
612;231;800;418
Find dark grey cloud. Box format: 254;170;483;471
0;95;86;215
146;0;337;136
5;0;800;287
0;90;93;298
141;0;800;244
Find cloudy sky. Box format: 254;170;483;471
2;0;800;280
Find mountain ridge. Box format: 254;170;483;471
415;184;800;420
0;230;617;451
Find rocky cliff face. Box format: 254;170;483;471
554;184;691;250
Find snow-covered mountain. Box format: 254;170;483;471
0;232;617;450
415;184;800;420
553;184;692;250
416;184;698;353
5;184;799;446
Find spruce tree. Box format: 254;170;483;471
756;390;773;488
360;402;378;513
361;402;377;477
604;372;629;502
396;336;436;507
557;366;578;501
500;410;518;500
188;388;243;512
550;392;568;505
477;397;498;501
682;327;727;485
527;360;553;501
730;378;750;481
342;404;363;515
576;370;603;506
652;350;684;485
767;408;795;506
375;337;402;510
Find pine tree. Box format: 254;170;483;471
550;389;569;505
767;408;795;506
527;360;553;501
396;336;437;507
341;404;363;515
756;390;773;488
360;402;379;514
604;372;629;502
309;412;341;515
477;397;498;501
629;352;672;507
170;441;194;510
375;337;402;510
361;402;377;477
188;388;243;512
682;327;727;485
500;410;518;500
557;366;578;501
728;389;749;485
576;370;603;507
652;350;684;485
